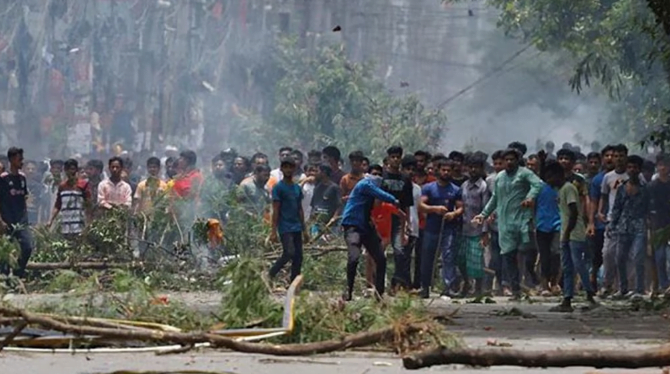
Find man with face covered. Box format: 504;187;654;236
341;173;401;301
473;148;543;300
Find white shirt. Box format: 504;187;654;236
97;179;132;209
409;183;421;238
271;168;307;184
302;182;315;221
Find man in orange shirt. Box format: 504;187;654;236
340;150;366;200
171;150;204;230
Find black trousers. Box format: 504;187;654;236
503;250;521;294
589;229;605;290
536;230;560;283
392;236;417;289
412;230;423;289
344;226;386;297
269;232;303;282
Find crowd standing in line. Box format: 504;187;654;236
0;140;668;312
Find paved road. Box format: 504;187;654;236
2;292;669;373
1;350;666;374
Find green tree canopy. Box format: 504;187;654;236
481;0;670;148
229;38;446;160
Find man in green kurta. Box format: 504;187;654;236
473;148;543;299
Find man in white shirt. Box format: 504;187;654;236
597;144;628;296
391;155;421;291
98;157;132;209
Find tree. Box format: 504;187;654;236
479;0;670;147
229;38;446;159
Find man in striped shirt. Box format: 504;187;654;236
48;159;91;237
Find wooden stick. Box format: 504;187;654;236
155;343;195;355
403;345;670;369
44;315;152;331
0;306;425;356
26;262;144;271
0;321;27;352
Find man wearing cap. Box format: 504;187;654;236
269;156;308;283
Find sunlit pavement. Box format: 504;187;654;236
3;292;669;373
1;351;666;374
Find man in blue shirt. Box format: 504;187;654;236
341;174;400;301
535;160;562;296
587;145;614;292
269;157;308;282
419;159;464;299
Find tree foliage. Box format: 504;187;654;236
482;0;670;147
230;38;446;159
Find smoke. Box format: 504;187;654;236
4;0;611;162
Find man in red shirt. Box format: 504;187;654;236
172;150;203;200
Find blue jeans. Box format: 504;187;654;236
390;215;404;258
561;240;593;298
656;243;670;291
616;232;646;294
421;228;457;291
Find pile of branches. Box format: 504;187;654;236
0;306;428;355
3;305;670;370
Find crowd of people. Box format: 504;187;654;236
0;139;666;312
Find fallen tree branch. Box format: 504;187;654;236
155;343;195;355
44;315;153;331
264;246;347;261
28;247;347;270
26;261;144;271
0;321;27;352
402;345;670;369
0;306;426;356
